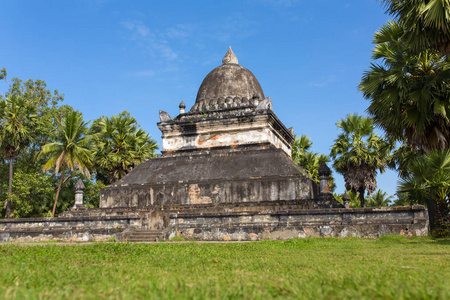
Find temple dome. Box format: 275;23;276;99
192;47;265;111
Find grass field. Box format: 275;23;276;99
0;237;449;299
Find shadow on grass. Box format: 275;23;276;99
434;238;450;245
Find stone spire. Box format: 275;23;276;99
318;161;331;177
73;179;85;209
179;101;186;114
222;46;238;65
342;192;350;208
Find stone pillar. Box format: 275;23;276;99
342;191;350;209
73;179;85;208
318;162;331;195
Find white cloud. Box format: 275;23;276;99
309;75;336;87
121;20;178;61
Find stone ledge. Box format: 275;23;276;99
169;205;427;219
174;218;424;228
0;215;141;224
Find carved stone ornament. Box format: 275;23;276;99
75;179;85;191
288;127;294;135
222;46;239;65
255;97;272;112
159;110;172;122
318;161;332;177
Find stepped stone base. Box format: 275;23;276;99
0;203;428;242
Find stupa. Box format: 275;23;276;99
100;47;337;208
2;48;427;243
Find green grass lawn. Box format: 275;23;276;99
0;236;449;299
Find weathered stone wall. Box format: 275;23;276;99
0;205;429;242
159;111;293;156
101;177;317;208
168;205;428;241
0;214;142;242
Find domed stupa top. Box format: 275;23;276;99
191;47;265;112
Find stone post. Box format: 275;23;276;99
179;101;186;114
342;191;350;209
73;179;85;208
318;162;331;195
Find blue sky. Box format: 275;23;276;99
1;0;398;197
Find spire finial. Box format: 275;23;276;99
222;46;238;65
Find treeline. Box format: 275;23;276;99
0;69;157;218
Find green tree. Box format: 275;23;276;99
381;0;450;55
387;144;420;179
0;69;65;218
330;114;392;207
0;168;54;218
360;21;450;152
292;134;332;184
361;14;450;235
39;111;93;216
91;111;158;184
0;95;37;218
398;149;450;237
57;172;106;212
334;191;361;208
366;189;393;207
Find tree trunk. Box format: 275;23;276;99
52;165;66;217
358;186;365;208
5;156;14;218
427;198;450;238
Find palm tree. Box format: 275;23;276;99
334;191;361;208
398;150;450;237
381;0;450;55
330;114;392;207
292;135;331;183
360;21;450;152
0;95;36;217
91;111;158;184
366;189;393;207
39;111;92;217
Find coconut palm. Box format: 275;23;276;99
366;189;393;207
398;149;450;237
0;95;36;217
39;111;92;217
330;114;393;207
91;111;158;184
381;0;450;55
360;21;450;152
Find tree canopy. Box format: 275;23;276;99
398;150;450;236
39;110;93;216
90;111;158;184
291;134;332;185
330;114;392;207
360;21;450;152
0;69;158;218
381;0;450;55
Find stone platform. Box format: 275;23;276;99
0;203;428;242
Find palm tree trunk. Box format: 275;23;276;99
52;165;66;217
5;156;14;218
358;186;365;208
